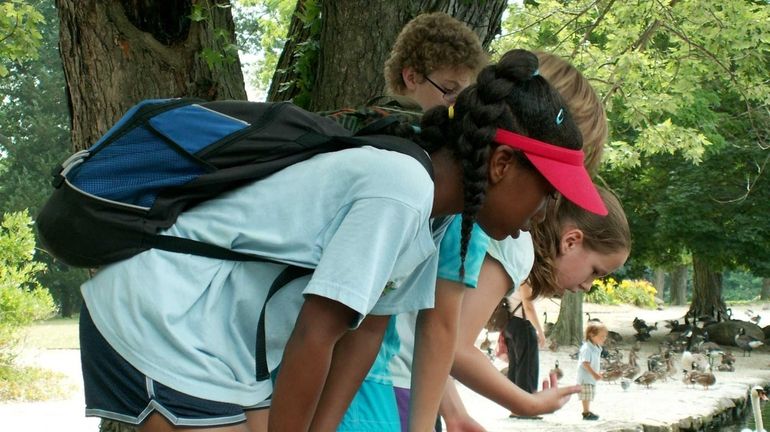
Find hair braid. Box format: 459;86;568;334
418;49;584;275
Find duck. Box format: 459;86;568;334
682;350;709;372
722;350;737;366
622;349;641;379
548;338;559;352
601;365;624;383
735;327;764;356
741;385;768;432
682;368;699;388
634;370;657;388
716;362;734;372
690;370;716;390
549;360;563;380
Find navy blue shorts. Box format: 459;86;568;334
79;305;267;427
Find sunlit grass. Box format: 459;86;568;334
0;316;80;402
22;315;79;350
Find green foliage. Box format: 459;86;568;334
586;278;658;308
0;0;44;77
0;211;55;366
189;1;241;69
0;0;88;316
722;270;764;301
495;1;770;277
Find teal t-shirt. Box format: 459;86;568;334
436;216;491;288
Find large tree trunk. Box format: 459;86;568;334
56;0;246;151
653;267;666;303
550;292;583;347
56;2;246;431
687;255;727;324
670;264;688;306
762;277;770;301
268;0;506;110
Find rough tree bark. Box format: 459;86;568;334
55;2;246;431
653;267;666;302
268;0;506;110
549;292;584;347
687;254;727;323
670;264;688;306
56;0;246;151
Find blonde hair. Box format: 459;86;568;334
384;12;487;96
585;321;608;342
528;186;631;299
535;52;607;174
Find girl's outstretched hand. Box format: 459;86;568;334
534;372;581;413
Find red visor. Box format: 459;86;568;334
494;128;607;216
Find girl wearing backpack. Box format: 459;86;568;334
79;48;604;432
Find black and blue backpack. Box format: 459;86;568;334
36;98;433;269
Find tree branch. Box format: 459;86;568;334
570;0;616;59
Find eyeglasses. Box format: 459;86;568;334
424;75;459;103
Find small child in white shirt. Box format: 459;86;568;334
577;321;608;420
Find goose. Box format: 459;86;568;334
735;328;764;357
479;331;494;360
550;360;563;380
586;312;601;322
741;385;768;432
543;311;554;337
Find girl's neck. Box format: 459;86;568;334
430;148;464;218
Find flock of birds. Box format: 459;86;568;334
484;307;768;430
538;308;768;393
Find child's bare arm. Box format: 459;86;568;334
309;313;391;431
269;295;357;431
409;279;465;432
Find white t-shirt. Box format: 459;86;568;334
487;232;535;294
82;146;440;406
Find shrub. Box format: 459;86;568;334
0;211;55;366
586;277;658;308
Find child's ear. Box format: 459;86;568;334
402;67;419;91
488;146;517;185
560;228;584;254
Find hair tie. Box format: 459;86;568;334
555;108;564;125
448;104;455;120
533;69;540;77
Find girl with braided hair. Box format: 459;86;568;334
78;49;601;432
313;48;607;432
438;54;631;429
